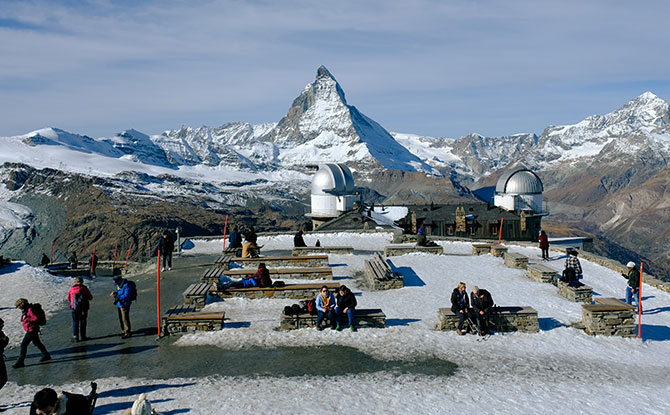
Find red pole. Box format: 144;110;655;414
498;217;504;244
638;262;644;339
90;245;96;275
223;215;229;250
113;244;118;264
50;242;54;263
157;249;161;336
124;242;133;269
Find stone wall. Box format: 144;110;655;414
490;245;508;257
526;264;558;285
472;244;492;255
162;305;225;335
383;245;444;256
436;307;539;333
292;246;354;255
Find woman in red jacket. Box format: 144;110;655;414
539;230;550;260
13;298;50;368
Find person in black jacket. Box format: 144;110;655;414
470;286;493;335
450;282;470;335
294;230;307;248
335;285;357;331
30;387;94;415
0;318;8;393
228;227;242;250
156;231;175;271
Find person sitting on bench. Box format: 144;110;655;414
416;228;437;247
470;285;493;335
316;286;336;331
241;238;262;258
335;285;357;331
450;282;470;335
562;250;583;286
225;263;272;289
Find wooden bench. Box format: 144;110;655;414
279;308;386;330
490;245;508;257
504;252;529;269
383;245;444;256
213;254;235;270
225;255;330;269
202;267;229;284
292;246;354;256
183;282;212;309
210;282;340;300
162;304;225;335
364;253;402;290
222;267;333;280
472;243;493;255
436;306;539;333
582;297;635;337
557;281;593;303
526;263;558;285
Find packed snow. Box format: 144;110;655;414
1;232;669;414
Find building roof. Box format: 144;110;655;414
495;169;543;195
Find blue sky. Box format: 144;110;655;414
1;0;669;139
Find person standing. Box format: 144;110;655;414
12;298;50;368
335;285;357;331
0;318;8;392
294;230;307;248
67;277;93;342
622;261;641;311
315;286;336;331
450;282;470;335
156;231;175;272
539;230;550;260
110;275;135;339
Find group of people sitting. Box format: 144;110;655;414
316;285;357;331
228;226;263;258
450;282;494;336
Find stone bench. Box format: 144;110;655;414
364;253;403;290
383;245;444;256
490;245;508;257
210;282;340;300
472;243;493;255
436;306;539;333
526;263;558;285
46;267;92;277
582;297;635;337
504;252;529;269
279;308;386;330
162;304;225;335
557;281;593;303
224;255;330;269
183;282;212;309
292;246;354;256
222;267;333;280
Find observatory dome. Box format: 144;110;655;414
495;169;543;195
311;164;355;196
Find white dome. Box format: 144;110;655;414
311;164;355;195
495;169;543;195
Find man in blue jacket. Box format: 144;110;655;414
110;275;135;339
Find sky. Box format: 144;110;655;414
1;0;669;140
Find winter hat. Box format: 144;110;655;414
472;285;479;293
626;261;636;268
113;275;122;283
418;229;423;235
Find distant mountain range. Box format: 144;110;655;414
1;66;669;277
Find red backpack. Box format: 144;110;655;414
307;299;316;315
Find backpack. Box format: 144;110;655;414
283;306;293;315
272;281;286;288
30;303;47;326
307;299;316;315
73;291;90;311
126;280;138;302
291;304;302;315
562;268;576;283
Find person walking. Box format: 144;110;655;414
12;298;50;368
450;282;470;335
0;318;8;392
622;261;641;311
67;277;93;342
156;231;175;271
539;230;550;260
110;275;136;339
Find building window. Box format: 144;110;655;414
448;226;454;235
491;225;498;235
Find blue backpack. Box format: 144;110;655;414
126;280;137;302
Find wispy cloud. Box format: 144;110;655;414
1;0;669;138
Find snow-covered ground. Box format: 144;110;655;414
2;232;669;414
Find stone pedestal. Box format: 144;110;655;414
436;306;539;333
383;245;444;256
472;244;493;255
526;264;558;285
504;252;529;269
490;245;508;258
280;309;386;330
582;298;636;337
557;281;593;303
